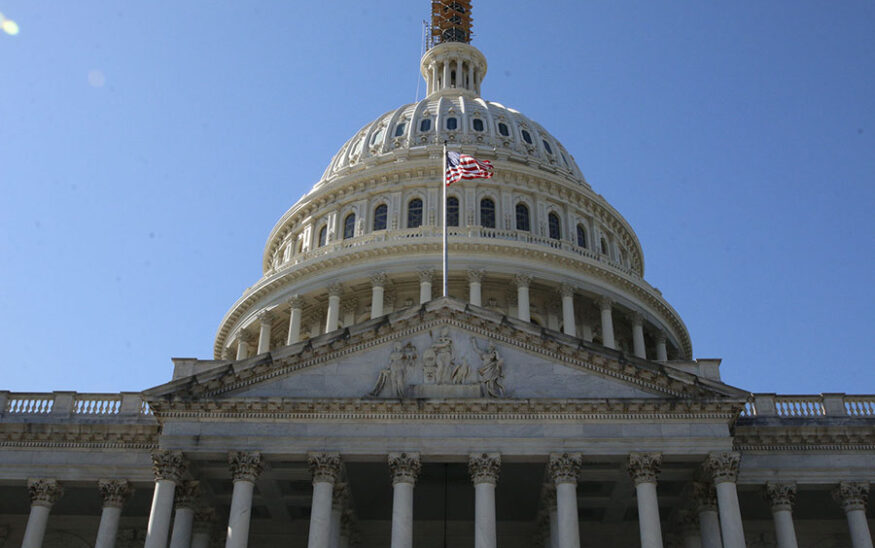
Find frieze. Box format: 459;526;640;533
734;424;875;452
0;423;158;449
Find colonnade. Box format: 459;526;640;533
19;451;872;548
231;270;673;362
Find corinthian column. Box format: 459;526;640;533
145;450;187;548
225;452;264;548
468;270;484;307
308;453;342;548
764;482;798;548
191;507;216;548
370;273;387;319
169;481;199;548
287;295;305;345
514;274;532;322
388;452;421;548
597;297;615;349
627;452;664;548
235;332;252;360
833;482;873;548
256;311;272;354
469;453;501;548
330;483;349;548
691;482;722;548
418;270;434;304
631;312;646;359
325;283;343;333
95;480;133;548
22;479;63;548
548;453;582;548
704;452;744;548
559;284;576;337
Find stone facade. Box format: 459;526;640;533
1;3;873;548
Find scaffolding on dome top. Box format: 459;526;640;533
427;0;473;49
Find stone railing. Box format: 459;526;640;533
274;226;641;278
741;394;875;418
0;391;153;420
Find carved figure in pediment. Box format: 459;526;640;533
428;326;456;384
451;358;470;384
472;337;505;397
370;342;409;398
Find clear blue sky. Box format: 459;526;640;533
0;1;872;394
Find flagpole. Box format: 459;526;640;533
442;141;448;297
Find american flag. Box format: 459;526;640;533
445;151;494;186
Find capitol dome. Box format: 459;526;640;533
213;32;692;364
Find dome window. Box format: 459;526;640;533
420;118;432;132
394;123;406;137
446;117;458;131
521;129;533;144
472;119;484;132
548;212;561;240
480;198;496;228
446;197;460;227
343;213;356;240
373;204;388;231
600;237;609;256
498;123;509;137
515;203;530;232
318;226;328;248
371;127;385;145
542;140;553;155
576;224;588;248
561;152;569;167
407;198;423;228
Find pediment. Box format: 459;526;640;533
146;298;747;404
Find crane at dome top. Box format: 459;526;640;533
429;0;473;47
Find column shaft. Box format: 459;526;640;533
145;479;176;548
325;294;341;333
474;482;497;548
288;302;303;345
772;509;798;548
469;280;482;307
697;510;723;548
21;505;51;548
549;507;559;548
632;316;646;359
235;338;249;360
419;281;432;304
635;481;664;548
714;481;745;548
846;508;874;548
561;293;576;337
390;482;414;548
556;482;580;548
517;285;530;322
329;506;342;548
308;481;334;548
257;318;271;354
656;335;668;361
169;507;195;548
371;285;385;318
225;481;255;548
191;532;211;548
599;299;615;349
94;506;123;548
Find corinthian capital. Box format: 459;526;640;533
627;452;662;485
151;450;188;483
832;481;869;512
229;451;264;483
467;269;485;284
256;310;273;325
328;282;344;297
287;294;305;309
97;479;133;509
27;479;63;508
691;481;718;511
764;482;796;512
597;296;613;311
308;453;342;484
468;453;501;485
513;273;531;289
370;272;388;288
548;453;582;485
418;269;434;284
558;282;575;298
175;480;201;508
704;451;741;484
388;452;421;485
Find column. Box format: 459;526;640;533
330;483;349;548
169;481;199;548
514;274;532;322
467;60;474;91
388;452;421;548
256;311;272;354
325;283;342;333
469;453;501;548
191;508;216;548
560;284;576;337
598;297;615;349
764;482;798;548
833;482;873;548
430;63;437;94
468;270;484;307
95;480;133;548
287;295;305;345
235;332;251;360
704;452;745;548
442;61;449;91
545;488;559;548
548;453;582;548
631;312;646;359
22;479;63;548
370;273;387;319
225;452;264;548
691;482;723;548
418;270;433;304
627;452;664;548
581;323;593;343
677;510;703;548
656;334;668;361
308;453;342;548
145;450;187;548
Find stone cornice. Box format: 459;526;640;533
734;422;875;453
206;301;702;403
0;423;159;449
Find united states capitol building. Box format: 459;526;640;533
1;3;873;548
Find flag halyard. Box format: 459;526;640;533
445;151;494;186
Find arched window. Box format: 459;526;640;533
372;204;387;231
521;129;533;144
407;198;423;228
576;224;587;248
542;140;553;155
446;117;458;130
480;198;496;228
600;237;609;255
548;212;561;240
446;196;459;227
343;213;356;240
472;119;484;132
420;118;432;132
515;203;530;232
394;122;406;137
497;123;509;137
370;127;385;145
318;226;327;248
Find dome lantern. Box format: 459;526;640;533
421;1;487;97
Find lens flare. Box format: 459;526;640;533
0;14;19;36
